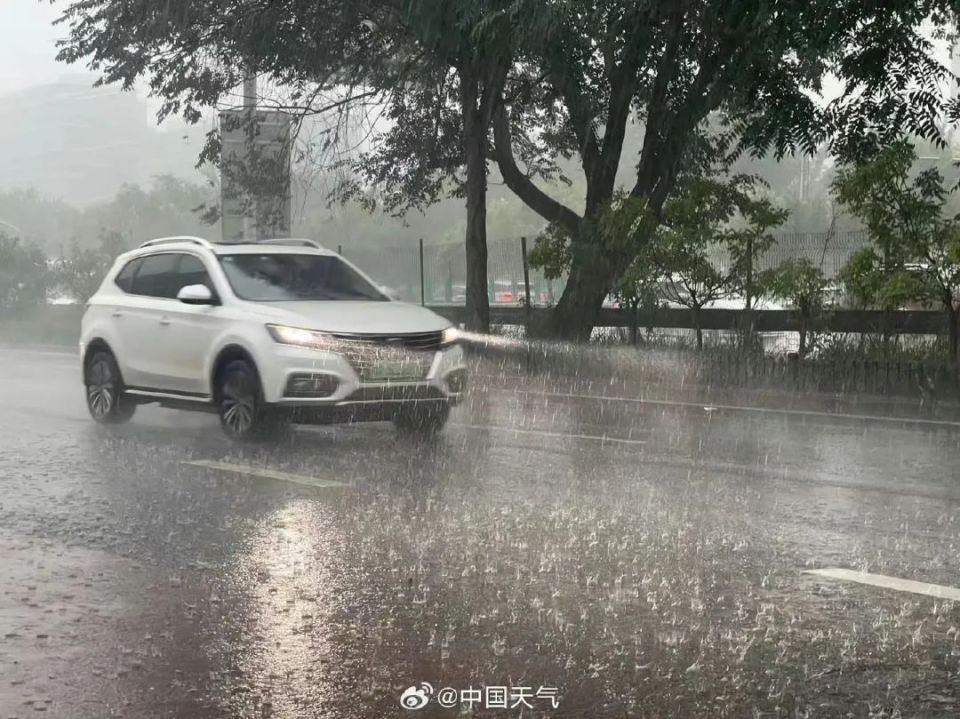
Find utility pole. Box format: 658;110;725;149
799;155;810;203
243;73;256;110
242;71;256;241
220;71;292;243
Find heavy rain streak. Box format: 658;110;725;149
4;1;960;718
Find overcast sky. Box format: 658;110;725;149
0;0;87;94
1;0;196;130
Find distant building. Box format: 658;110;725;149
0;74;209;204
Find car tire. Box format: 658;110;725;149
217;359;289;441
393;402;450;435
85;350;136;424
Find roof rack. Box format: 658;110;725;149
257;238;324;249
140;236;214;249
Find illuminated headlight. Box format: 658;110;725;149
441;327;460;346
266;324;331;348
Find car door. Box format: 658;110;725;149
102;256;145;384
123;252;181;391
159;253;224;396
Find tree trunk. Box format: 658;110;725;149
462;92;489;334
539;248;613;342
539;182;670;342
742;235;754;352
694;308;704;350
798;303;809;357
881;310;892;359
947;303;959;366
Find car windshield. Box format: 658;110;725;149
219;253;387;302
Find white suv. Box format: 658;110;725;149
80;236;467;439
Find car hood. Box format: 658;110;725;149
248;300;451;335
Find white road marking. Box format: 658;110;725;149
453;423;647;446
494;387;960;429
804;568;960;601
181;460;351;489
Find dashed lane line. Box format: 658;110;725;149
181;459;351;490
804;567;960;601
452;422;648;446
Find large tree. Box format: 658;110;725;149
490;0;959;339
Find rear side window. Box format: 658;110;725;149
114;258;142;293
131;253;179;298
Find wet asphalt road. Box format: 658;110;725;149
2;346;960;718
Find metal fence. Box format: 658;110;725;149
708;230;870;281
341;238;561;306
340;230;871;306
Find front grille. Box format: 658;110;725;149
328;331;441;383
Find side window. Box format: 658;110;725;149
176;254;214;293
114;258;142;293
130;253;179;298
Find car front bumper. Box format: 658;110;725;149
289;384;455;424
258;343;468;411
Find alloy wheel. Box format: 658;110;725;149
86;357;116;419
221;372;256;435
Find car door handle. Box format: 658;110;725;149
111;310;123;318
159;317;171;326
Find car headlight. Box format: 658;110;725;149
441;327;460;346
266;324;332;348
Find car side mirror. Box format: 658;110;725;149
177;284;216;305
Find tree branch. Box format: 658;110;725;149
492;103;582;235
630;16;687;205
594;7;652;202
479;55;511;125
632;8;742;206
542;30;603;185
253;89;381;117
